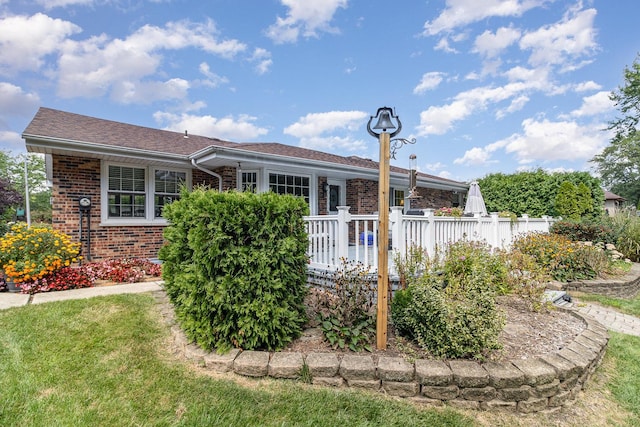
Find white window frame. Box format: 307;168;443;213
100;161;191;226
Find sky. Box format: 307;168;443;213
1;0;638;183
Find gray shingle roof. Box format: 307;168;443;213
23;107;464;185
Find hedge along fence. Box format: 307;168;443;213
159;188;310;352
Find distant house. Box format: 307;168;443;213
604;190;626;216
23;107;468;260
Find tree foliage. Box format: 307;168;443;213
477;169;603;218
0;151;51;223
592;54;640;207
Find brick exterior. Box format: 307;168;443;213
51;154;218;261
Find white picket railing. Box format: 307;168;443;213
304;206;556;271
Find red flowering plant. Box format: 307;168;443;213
434;206;463;217
19;267;94;294
82;258;161;283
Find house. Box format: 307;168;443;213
604;190;626;216
23;107;468;260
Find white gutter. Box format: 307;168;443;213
191;157;223;192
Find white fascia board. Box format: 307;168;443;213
23;135;191;166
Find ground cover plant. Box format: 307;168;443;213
311;259;377;352
0;294;473;427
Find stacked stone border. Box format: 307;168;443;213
151;291;608;414
560;263;640;299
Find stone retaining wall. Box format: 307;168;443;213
561;263;640;299
157;292;608;414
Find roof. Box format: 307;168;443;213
23;107;465;187
604;190;626;201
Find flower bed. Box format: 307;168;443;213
0;258;161;294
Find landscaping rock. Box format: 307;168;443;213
483;361;525;388
377;356;414;382
269;352;304;379
460;386;497;402
498;385;532;401
415;359;452;386
233;350;270;377
204;348;241;372
511;358;557;386
339;354;376;380
381;381;419;397
305;352;340;377
539;353;579;380
421;385;459;400
481;400;517;412
448;360;489;388
346;379;380;390
312;377;344;387
517;397;549;413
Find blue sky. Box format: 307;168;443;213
1;0;638;182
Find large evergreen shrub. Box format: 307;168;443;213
159;188;309;352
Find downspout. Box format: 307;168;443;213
191;158;223;192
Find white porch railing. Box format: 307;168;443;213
304;206;556;271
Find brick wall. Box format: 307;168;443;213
52;154;220;261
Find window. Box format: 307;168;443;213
108;165;146;218
154;170;186;217
392;189;405;207
241;171;258;192
103;163;189;223
269;173;310;203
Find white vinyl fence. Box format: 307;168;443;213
304;206;556;271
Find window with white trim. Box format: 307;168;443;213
392;188;405;207
104;163;189;222
108;165;146;218
154;170;186;217
241;171;258;192
269;173;310;203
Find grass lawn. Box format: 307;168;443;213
0;294;472;427
1;293;639;426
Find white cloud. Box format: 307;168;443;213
491;118;608;164
0;82;40;116
0;13;81;75
565;91;613;118
250;48;272;75
0;130;25;153
266;0;348;44
454;146;495;166
284;110;367;138
111;78;190;104
284;110;368;152
36;0;94;9
417;82;528;135
57;19;246;102
496;95;529;119
423;0;547;36
198;62;229;88
520;5;598;69
154;111;268;141
413;72;446;95
574;80;602;92
473;26;521;58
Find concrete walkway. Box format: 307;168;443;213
572;301;640;337
0;281;163;310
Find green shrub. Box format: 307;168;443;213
391;240;505;359
315;260;376;352
500;249;549;311
604;212;640;262
550;220;615;244
159;188;309;352
512;232;610;282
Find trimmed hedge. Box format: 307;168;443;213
159;188;309;352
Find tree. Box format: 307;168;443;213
592;54;640;207
0;178;22;216
0;151;51;223
555;181;580;220
478;169;603;218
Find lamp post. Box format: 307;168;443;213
367;107;414;350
